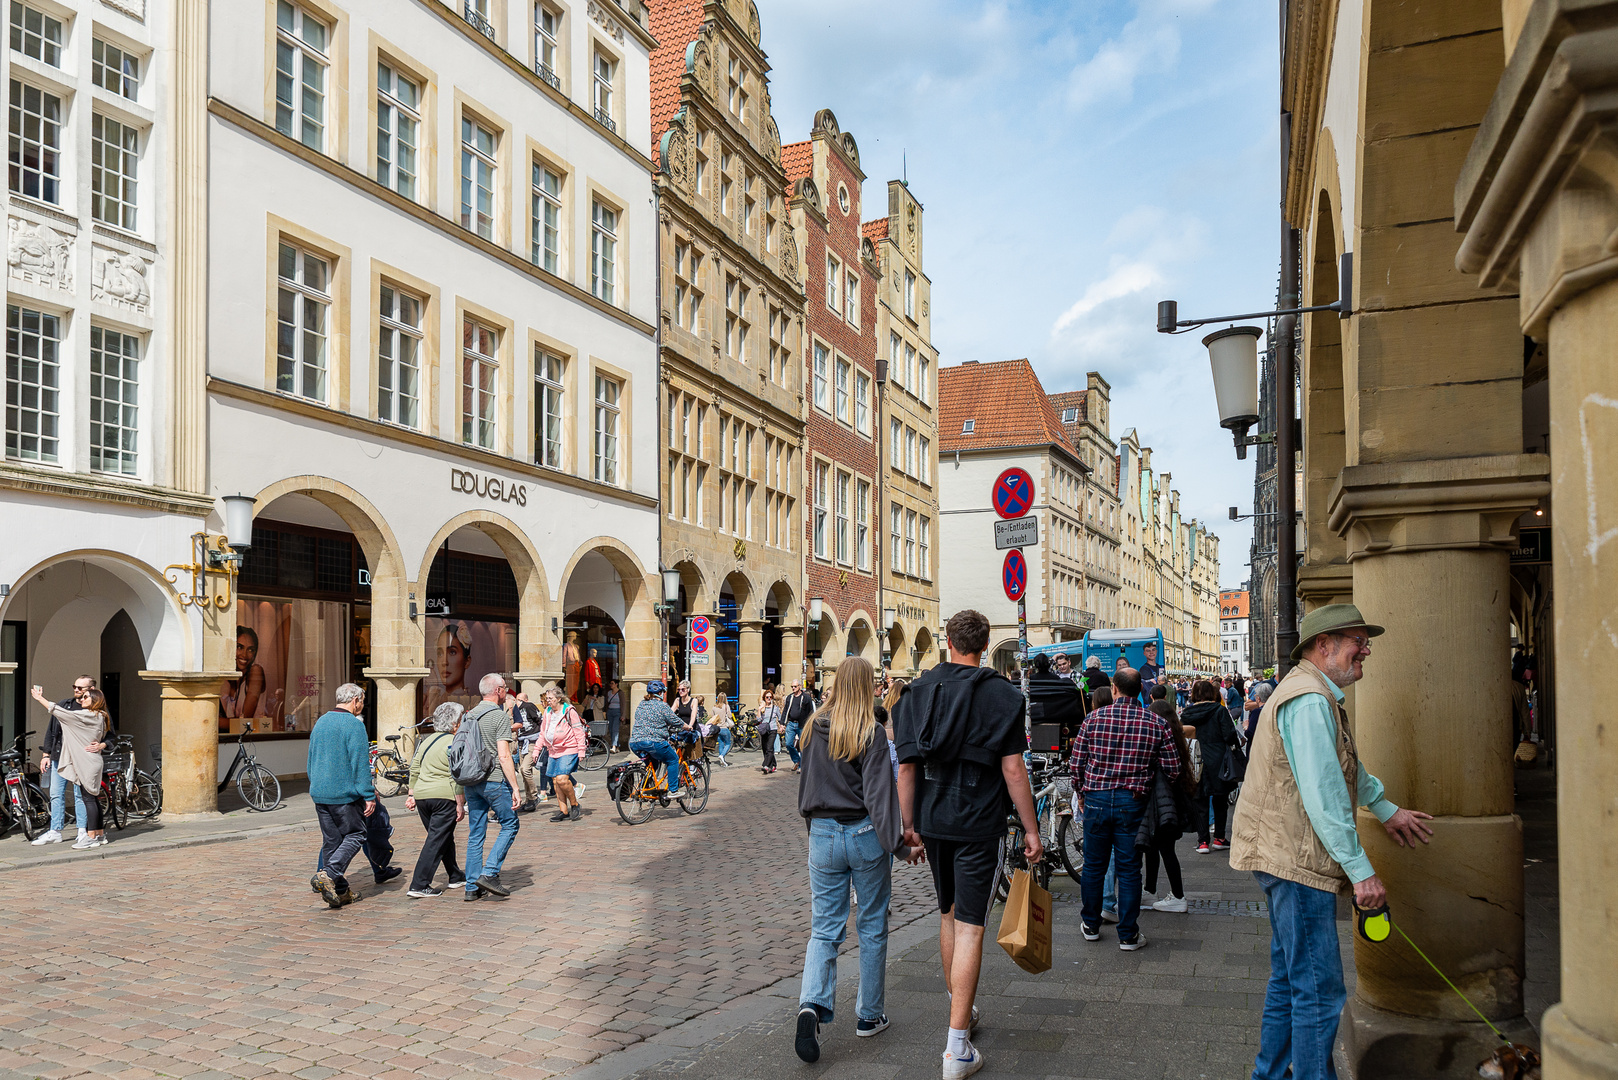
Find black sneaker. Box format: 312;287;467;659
476;874;510;897
374;866;403;885
550;811;568;822
794;1006;821;1063
1081;923;1101;942
856;1014;889;1037
463;886;483;902
446;877;466;888
569;805;582;821
407;886;444;898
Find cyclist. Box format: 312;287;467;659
628;680;695;797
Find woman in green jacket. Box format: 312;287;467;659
404;703;467;897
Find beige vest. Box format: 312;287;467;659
1229;659;1360;893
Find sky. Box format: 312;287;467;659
759;0;1280;592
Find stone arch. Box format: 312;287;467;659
844;608;878;663
763;578;797;620
840;131;860;169
813;108;839;137
2;549;194;672
1297;184;1353;611
418;510;552;676
913;626;937;671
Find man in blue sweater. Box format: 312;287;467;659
308;682;375;909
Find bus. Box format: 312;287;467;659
1024;627;1167;689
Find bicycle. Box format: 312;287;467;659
110;735;162;820
610;735;709;824
993;754;1070;900
218;721;282;811
732;709;760;752
0;731;49;841
98;748;129;831
581;733;610;771
370;734;412;797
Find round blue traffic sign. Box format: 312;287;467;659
1002;549;1028;602
690;634;709;654
690;615;710;635
993;468;1034;520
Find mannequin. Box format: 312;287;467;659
563;631;582;701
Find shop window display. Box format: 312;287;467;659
221;598;350;733
418;616;518;717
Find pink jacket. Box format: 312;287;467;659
538;706;588;759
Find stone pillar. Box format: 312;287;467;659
780;626;804;689
364;668;430;743
513;669;562;701
738;620;764;706
1328;460;1547;1065
140;670;236;818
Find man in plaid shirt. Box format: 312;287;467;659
1070;667;1180;950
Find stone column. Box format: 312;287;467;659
780;626;804;688
738;620;764;705
1329;459;1547;1061
140;670;236;818
364;668;430;743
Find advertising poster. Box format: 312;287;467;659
419;617;518;718
223;598;349;733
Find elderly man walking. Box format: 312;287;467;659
463;673;522;901
308;683;375;909
1231;605;1434;1080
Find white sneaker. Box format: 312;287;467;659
70;836;95;850
30;830;62;845
1120;931;1148;951
942;1043;985;1079
1101;908;1119;924
1152;895;1188;913
574;783;585;798
89;836;108;847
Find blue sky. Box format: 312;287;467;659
762;0;1280;591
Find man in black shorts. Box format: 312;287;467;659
894;609;1041;1080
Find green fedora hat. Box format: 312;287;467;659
1291;603;1385;661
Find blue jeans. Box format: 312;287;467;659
716;729;733;758
48;763;87;834
1080;789;1146;941
463;780;519;892
799;817;892;1023
784;722;802;766
1251;871;1345;1080
606;712;621;750
629;739;682;793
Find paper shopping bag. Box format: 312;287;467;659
995;869;1053;974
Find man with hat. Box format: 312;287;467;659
1231;604;1434;1080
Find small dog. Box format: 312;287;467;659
1477;1042;1541;1080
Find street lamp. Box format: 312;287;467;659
655;568;682;686
804;597;823;681
1204;327;1264;459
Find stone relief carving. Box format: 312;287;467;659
92;246;149;310
586;0;626;43
747;1;760;45
781;231;800;284
7;217;73;291
814;108;839;137
840;132;860;170
99;0;143;16
798;177;822;214
689;39;713;99
764;115;781;166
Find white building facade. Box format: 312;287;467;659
1218;588;1249;675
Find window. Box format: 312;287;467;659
961;419;975;434
377;63;420;200
89;326;139;474
835;471;850;564
845;271;859;328
460;118;497;240
694;128;707;194
9;2;60;65
889;417;902;468
461;318;498;449
743;176;755;235
276;242;330;401
1061;407;1079;424
919;436;931;482
377;285;422;427
904;268;916;319
834;358;850;424
918;352;930;404
720;171;731;219
764;191;777;252
813;462;828;559
905;343;916;390
904;427;916;477
5;303;59;462
92;39;140;99
91;115;139;229
724;275;749;360
812;342;829;412
855;372;870;435
855;479;870;570
7;80;60;203
890;503;902;575
768;305;786;385
275;1;328;150
825;254;841;312
531;162;562;273
889;332;903;389
591;200;617;304
593;50;615;130
534;4;560;84
463;0;495;38
727;56;748;119
681;397;691;452
904;510;917;575
594;373;620;484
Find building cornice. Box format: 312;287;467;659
208;99;657;338
207;377;660;510
1281;0;1340;227
0;464;217;516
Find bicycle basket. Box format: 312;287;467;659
103;752;132;775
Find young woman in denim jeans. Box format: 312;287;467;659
791;657;921;1063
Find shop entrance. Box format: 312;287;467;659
762;583;790;693
562;549;631;701
420;528;521;718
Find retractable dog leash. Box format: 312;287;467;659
1355;902;1512;1046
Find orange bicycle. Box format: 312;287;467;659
611;736;709;824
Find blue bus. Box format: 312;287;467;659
1025;627;1167;689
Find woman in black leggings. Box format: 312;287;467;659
30;684;108;848
1146;688;1195;913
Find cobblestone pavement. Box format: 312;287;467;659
0;757;942;1080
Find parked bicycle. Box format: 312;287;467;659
732;709;761;752
609;735;709;824
97;747;129;831
994;754;1072;900
581;733;610;771
219;721;281;811
370;734;412;798
0;731;48;841
110;734;161;820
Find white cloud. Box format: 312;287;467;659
1050;261;1162;336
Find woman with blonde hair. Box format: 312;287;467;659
791;657;918;1063
533;686;588;822
29;683;109;849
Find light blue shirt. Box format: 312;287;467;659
1275;680;1399;884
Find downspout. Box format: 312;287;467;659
653;174;669;686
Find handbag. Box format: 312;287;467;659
1218;743;1248;784
995;869;1052;974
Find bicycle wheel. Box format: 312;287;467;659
12;786;40;841
581;737;609;772
993;824;1024;903
614;765;655;825
1056;814;1084;881
128;769;162;819
237;764;282;811
678;761;709;814
103;784;127;831
371;750;407;797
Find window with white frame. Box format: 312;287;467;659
764;191;777;252
534;3;560;83
461;317;498;449
889;417;902;468
918;352;930;404
768;304;786;385
594;372;620;484
835;470;850;564
531;161;562;273
727;56;748;119
591;199;617;304
681;397;691;453
275;1;328;150
719;154;732;219
8;80;60;203
724;274;749;360
905;342;916;390
460;117;497;240
845;270;859;328
826;254;841;312
91;114;139;230
694;128;707;194
5;303;59;462
904;509;917;575
377;63;420;200
855;479;870;570
92;38;140;99
377;284;422;428
855;371;870;436
904;268;916;319
888;332;903;389
744;481;754;539
834;358;850;424
919;435;930;483
534;347;565;469
89;326;139;475
812;342;829;413
9;3;61;66
592;50;615;129
904;427;916;477
813;462;829;559
276;241;330;401
890;503;902;575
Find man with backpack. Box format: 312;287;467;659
450;672;522;901
892;609;1041;1080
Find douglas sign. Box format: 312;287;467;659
450;467;528;506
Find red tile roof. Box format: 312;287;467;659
862;217;889;242
1047;390;1087;424
646;0;707;167
781;139;812;193
938;359;1078;458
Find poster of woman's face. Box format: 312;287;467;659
223;598;350;733
419;618;517;717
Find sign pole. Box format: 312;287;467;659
1019;596;1030;757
